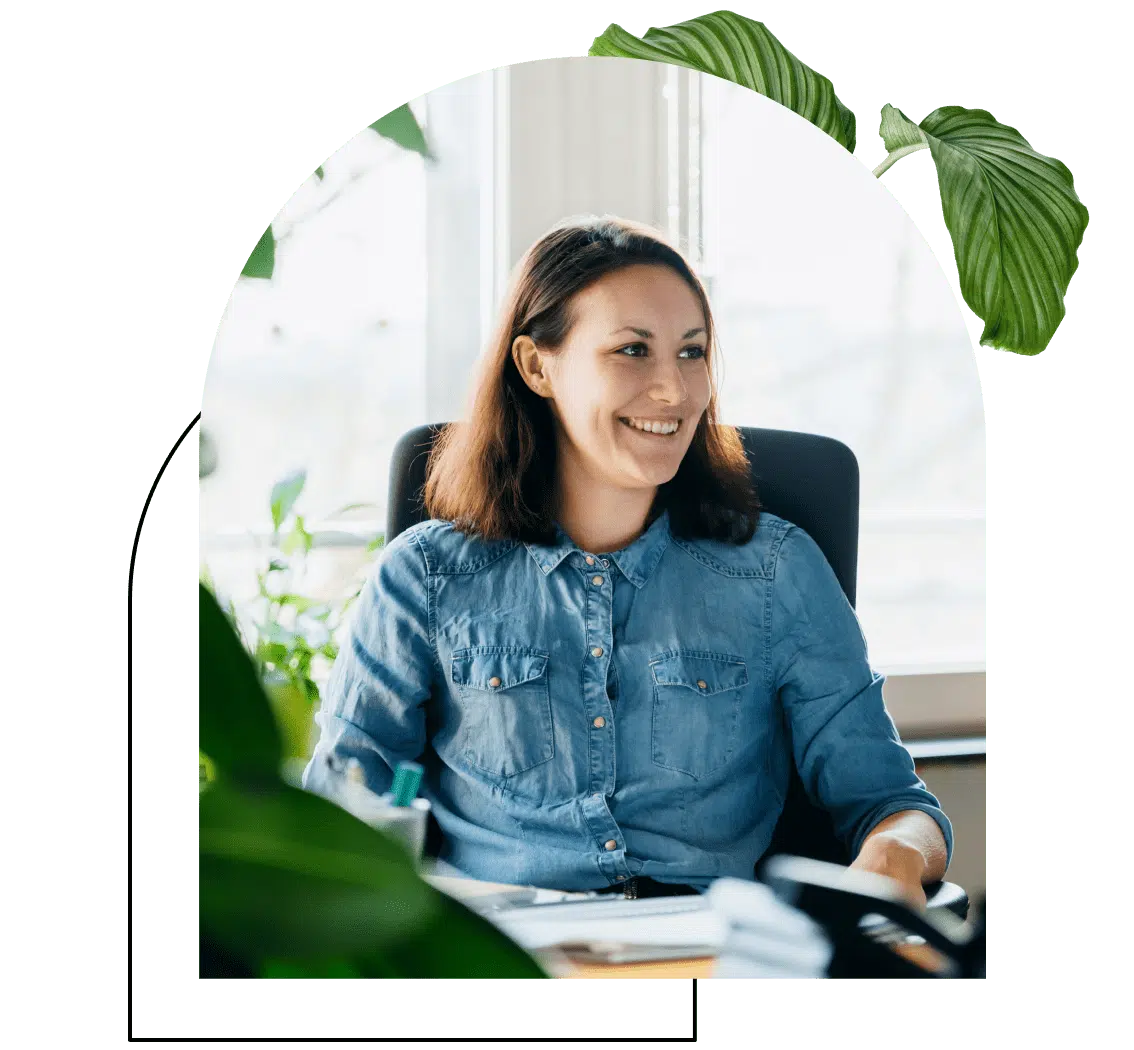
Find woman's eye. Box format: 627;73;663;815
617;343;705;358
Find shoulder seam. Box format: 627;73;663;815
405;524;444;686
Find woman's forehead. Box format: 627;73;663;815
570;266;705;331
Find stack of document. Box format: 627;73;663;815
425;865;833;972
706;877;832;978
478;893;727;965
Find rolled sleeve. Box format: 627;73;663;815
769;525;954;869
301;526;437;804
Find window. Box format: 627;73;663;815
697;73;985;675
201;99;433;619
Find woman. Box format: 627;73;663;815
303;215;951;906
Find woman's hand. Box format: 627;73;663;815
849;836;929;910
848;809;948;911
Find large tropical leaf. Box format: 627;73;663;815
590;11;855;152
879;104;1088;354
200;780;547;977
199;583;282;782
200;780;434;962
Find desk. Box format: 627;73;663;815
558;955;714;978
553;943;943;988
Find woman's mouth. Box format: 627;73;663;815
618;416;682;436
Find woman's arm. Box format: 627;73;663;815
849;809;948;909
768;524;954;905
301;525;436;802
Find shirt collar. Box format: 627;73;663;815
523;508;671;590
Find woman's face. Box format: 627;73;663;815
529;263;712;499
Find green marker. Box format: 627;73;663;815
389;761;423;807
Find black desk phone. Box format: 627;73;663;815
758;854;985;978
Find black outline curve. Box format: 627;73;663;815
128;415;703;1047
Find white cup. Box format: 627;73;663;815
338;779;430;868
368;795;431;867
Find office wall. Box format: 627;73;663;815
917;758;986;900
885;672;984;737
888;671;985;898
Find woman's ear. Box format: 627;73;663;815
512;335;553;398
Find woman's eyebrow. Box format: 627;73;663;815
610;325;706;338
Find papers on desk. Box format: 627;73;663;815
707;878;832;978
483;894;726;965
423;863;833;973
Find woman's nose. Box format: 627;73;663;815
650;363;687;404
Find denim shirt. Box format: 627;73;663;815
302;509;953;891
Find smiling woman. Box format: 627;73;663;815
424;216;758;552
301;215;954;906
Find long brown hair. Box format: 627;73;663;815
424;215;760;545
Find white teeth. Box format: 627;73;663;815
622;417;679;434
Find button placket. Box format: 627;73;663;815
581;553;614;803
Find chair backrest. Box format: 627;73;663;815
386;423;860;866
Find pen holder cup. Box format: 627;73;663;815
361;796;431;868
335;775;431;869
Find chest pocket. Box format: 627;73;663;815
450;646;553;777
649;649;748;779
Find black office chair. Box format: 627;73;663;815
386;422;967;919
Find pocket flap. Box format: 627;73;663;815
451;646;549;690
649;651;748;695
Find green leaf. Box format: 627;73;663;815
262;957;358;978
241;225;275;280
878;103;927;153
270;469;307;531
590;11;855;152
314;165;324;181
281;514;314;556
201;781;544;976
366;533;386;554
199;584;282;782
370;104;433;160
264;677;317;760
879;104;1088;355
273;593;321;615
200;780;436;963
255;640;291;667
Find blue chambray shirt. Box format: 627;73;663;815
302;508;953;891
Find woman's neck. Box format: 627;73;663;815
552;481;659;555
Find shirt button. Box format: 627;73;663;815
697;679;707;689
592;575;603;586
602;559;609;567
585;555;595;565
591;646;604;658
593;716;606;728
616;874;627;880
604;840;618;851
488;676;502;687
